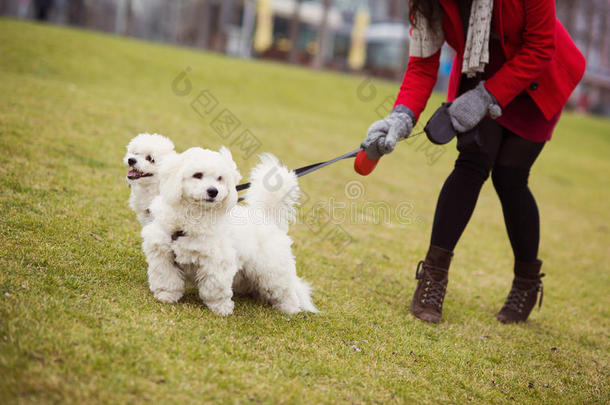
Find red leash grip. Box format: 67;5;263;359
354;150;379;176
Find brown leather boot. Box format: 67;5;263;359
496;260;544;324
409;245;453;323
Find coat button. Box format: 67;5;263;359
530;81;539;90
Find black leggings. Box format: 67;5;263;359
430;118;545;262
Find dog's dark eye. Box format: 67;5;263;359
217;176;223;181
146;155;154;163
193;172;203;179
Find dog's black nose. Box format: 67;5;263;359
128;158;136;166
207;187;218;198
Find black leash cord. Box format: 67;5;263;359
236;148;360;192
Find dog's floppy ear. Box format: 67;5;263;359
219;146;242;183
158;153;184;205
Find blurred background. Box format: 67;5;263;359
1;0;608;116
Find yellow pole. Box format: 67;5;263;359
348;8;370;70
253;0;273;53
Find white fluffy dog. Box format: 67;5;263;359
141;146;317;315
124;133;176;225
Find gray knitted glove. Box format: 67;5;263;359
361;105;415;161
448;82;502;133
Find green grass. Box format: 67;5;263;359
0;19;608;404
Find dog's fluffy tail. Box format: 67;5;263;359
245;153;300;231
295;277;319;313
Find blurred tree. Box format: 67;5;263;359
34;0;54;20
601;0;609;72
214;0;234;52
115;0;132;35
179;0;212;48
199;0;212;49
239;0;256;57
566;0;578;42
67;0;86;25
288;0;303;64
393;0;409;79
584;0;595;62
312;0;333;70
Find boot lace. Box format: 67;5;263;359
503;273;545;313
415;261;448;309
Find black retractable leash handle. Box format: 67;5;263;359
424;102;482;146
236;148;360;192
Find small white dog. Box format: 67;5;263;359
124;133;176;225
141;146;317;315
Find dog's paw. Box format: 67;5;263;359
207;299;234;316
153;290;183;304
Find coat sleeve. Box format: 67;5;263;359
393;49;441;122
484;0;557;107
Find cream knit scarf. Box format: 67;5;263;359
409;0;494;78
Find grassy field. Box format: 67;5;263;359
0;19;608;404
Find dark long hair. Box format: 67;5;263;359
409;0;440;26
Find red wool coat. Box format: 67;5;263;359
395;0;586;124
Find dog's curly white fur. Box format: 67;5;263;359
124;133;176;225
141;147;317;315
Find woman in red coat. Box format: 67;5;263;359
360;0;585;324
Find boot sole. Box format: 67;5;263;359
410;302;441;324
